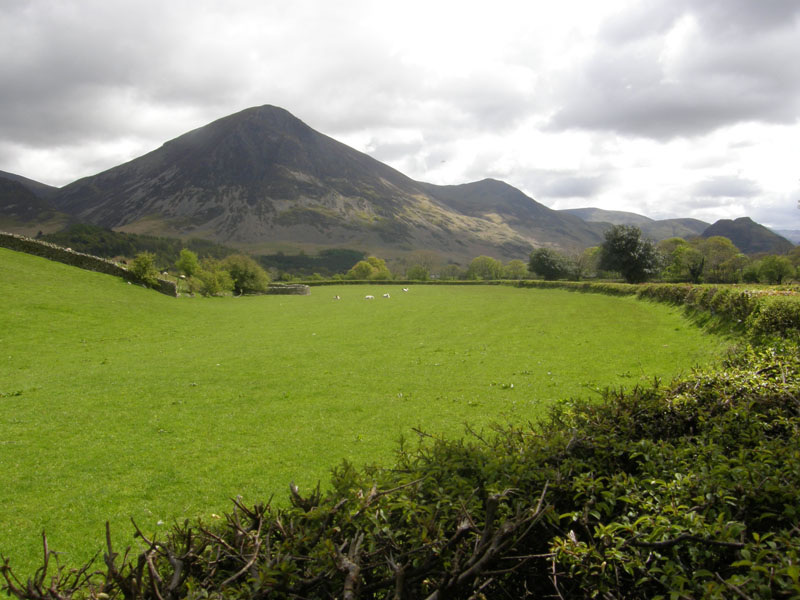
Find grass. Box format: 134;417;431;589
0;248;731;576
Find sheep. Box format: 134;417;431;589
333;295;341;300
402;287;409;292
383;293;391;299
365;295;375;300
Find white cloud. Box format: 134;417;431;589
0;0;798;230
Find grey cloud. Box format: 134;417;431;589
693;176;761;198
516;170;610;200
549;0;800;139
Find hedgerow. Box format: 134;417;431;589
513;280;800;339
3;337;800;599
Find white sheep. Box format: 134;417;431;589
383;293;391;299
333;295;341;300
365;295;375;300
402;287;409;292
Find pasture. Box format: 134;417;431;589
0;248;730;575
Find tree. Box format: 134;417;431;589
504;259;529;280
175;248;200;277
346;260;375;280
658;239;705;283
576;247;601;279
438;264;463;280
466;256;504;280
759;255;795;284
346;256;392;280
406;264;430;281
366;256;392;280
129;251;160;286
598;225;661;283
692;236;740;282
221;254;270;295
193;258;234;296
528;248;574;280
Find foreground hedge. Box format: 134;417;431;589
515;280;800;339
3;341;800;599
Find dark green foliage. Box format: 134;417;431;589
175;248;200;277
747;298;800;339
221;254;270;295
599;224;661;283
193;258;234;296
4;343;800;599
405;264;430;280
41;224;235;265
258;249;365;277
758;255;795;284
528;247;575;280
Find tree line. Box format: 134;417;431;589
43;222;798;286
531;225;798;285
338;226;797;285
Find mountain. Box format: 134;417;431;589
702;217;794;254
421;180;605;250
774;229;800;245
560;207;710;242
0;169;60;200
560;207;654;227
48;105;602;261
0;173;70;235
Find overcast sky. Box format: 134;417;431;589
2;0;799;228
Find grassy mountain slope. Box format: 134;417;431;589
702;216;794;254
46;106;600;261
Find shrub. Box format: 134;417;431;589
221;254;270;295
193;259;234;296
746;297;800;338
129;251;160;286
175;248;200;277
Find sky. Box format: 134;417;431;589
2;0;799;229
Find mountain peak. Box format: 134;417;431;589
37;105;606;259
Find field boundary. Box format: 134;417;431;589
0;231;177;296
513;279;800;337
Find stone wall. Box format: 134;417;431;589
0;231;178;297
265;283;311;295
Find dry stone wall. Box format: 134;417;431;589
266;283;311;295
0;231;177;296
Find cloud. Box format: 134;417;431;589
692;175;761;198
528;171;610;199
548;0;800;140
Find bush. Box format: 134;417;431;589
129;251;160;286
746;297;800;339
192;259;234;296
221;254;270;295
175;248;200;277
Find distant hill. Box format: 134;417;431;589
702;217;794;255
421;179;605;250
774;229;800;245
0;105;787;262
0;174;70;235
42;105;603;262
639;218;710;242
0;169;60;200
560;207;654;227
560;207;709;242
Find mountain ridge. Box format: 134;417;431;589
0;105;794;259
45;105;603;261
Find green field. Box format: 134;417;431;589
0;248;731;575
